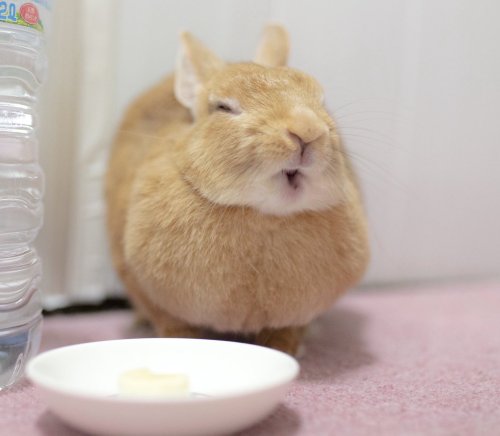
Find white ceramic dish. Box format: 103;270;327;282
27;338;299;436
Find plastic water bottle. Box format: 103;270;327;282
0;0;50;389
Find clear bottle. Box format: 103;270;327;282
0;0;50;390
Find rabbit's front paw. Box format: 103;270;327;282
254;326;306;356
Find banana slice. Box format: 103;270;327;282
117;368;189;397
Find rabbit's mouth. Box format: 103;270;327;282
282;169;301;189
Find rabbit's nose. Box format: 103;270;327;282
287;108;328;155
289;132;307;155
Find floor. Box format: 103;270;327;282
1;280;499;436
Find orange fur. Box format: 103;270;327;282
105;26;369;354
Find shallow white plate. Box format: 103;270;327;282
27;338;299;436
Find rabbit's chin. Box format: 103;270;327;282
244;169;343;216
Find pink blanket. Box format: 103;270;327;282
2;280;499;435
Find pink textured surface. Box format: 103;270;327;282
1;281;499;436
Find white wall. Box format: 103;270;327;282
39;0;500;302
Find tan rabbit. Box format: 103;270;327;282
106;25;369;355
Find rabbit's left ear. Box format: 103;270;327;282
254;24;289;67
175;32;224;112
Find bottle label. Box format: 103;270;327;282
0;0;51;33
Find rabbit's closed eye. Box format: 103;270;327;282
211;97;241;115
216;102;232;112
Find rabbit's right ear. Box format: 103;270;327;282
175;32;224;113
254;24;289;67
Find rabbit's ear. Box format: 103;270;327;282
254;24;289;67
175;32;224;111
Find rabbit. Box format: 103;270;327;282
105;25;370;355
